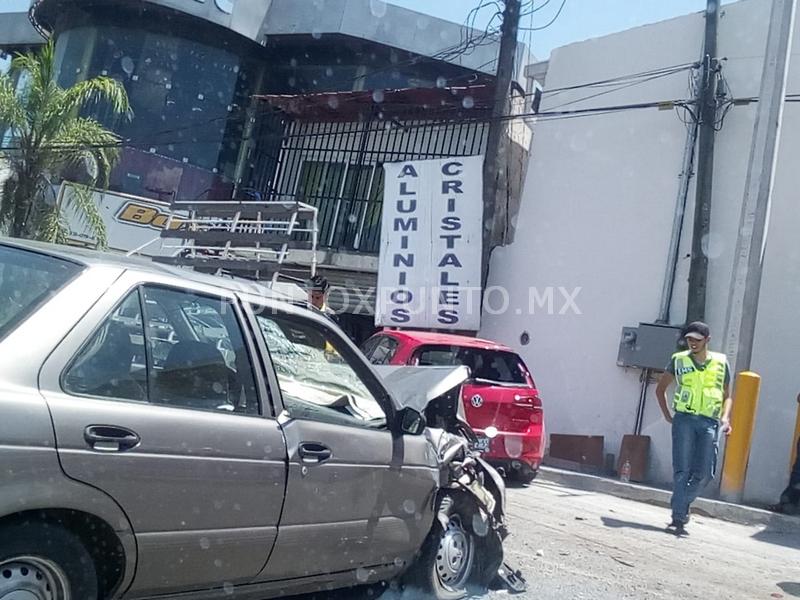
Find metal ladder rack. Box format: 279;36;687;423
151;199;319;285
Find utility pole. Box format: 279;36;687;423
657;67;702;325
686;0;720;323
723;0;797;377
481;0;521;287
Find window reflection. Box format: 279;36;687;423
55;23;259;201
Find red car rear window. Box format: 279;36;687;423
414;344;530;385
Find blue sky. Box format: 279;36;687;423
388;0;715;59
4;0;30;10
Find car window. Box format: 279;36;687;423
369;335;399;365
64;286;260;414
415;345;459;366
0;245;82;341
63;291;147;401
414;344;529;385
360;335;380;361
142;286;260;414
254;311;386;429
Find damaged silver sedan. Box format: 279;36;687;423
0;239;524;599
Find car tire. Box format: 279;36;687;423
0;520;99;600
405;493;495;600
512;468;538;485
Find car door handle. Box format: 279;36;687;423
298;442;332;464
84;425;140;453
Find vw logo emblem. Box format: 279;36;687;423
470;394;484;408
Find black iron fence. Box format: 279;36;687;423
245;115;489;254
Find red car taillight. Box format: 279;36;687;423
513;393;543;424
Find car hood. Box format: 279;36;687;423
373;365;470;412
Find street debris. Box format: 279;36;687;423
611;557;635;568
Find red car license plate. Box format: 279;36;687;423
472;435;490;453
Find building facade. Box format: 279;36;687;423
481;0;800;504
8;0;531;340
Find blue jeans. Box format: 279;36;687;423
671;411;719;523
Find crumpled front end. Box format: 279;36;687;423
376;365;526;594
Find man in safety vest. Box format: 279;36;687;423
655;321;733;535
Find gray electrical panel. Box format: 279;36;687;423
617;322;683;370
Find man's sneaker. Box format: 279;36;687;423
666;518;688;535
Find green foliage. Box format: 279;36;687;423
0;40;131;247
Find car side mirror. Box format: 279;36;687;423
398;407;426;436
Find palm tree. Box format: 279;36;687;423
0;40;131;247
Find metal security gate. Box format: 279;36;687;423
246;112;489;254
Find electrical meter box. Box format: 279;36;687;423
617;322;683;370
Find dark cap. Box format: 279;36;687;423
306;274;329;293
683;321;710;340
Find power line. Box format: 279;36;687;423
524;62;698;97
0;97;700;154
521;0;536;72
544;67;698;111
521;0;555;16
518;0;567;30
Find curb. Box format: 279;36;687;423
537;466;800;533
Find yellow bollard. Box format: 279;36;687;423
790;394;800;473
720;372;761;503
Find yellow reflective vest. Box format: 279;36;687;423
671;350;727;419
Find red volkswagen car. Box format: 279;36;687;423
362;330;544;482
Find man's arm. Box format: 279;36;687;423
656;372;675;424
720;381;733;435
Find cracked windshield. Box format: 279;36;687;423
1;0;800;599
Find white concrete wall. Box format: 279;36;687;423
481;0;800;503
744;17;800;502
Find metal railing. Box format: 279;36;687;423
244;115;489;254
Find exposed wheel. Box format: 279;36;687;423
434;514;475;594
405;494;496;600
0;521;99;600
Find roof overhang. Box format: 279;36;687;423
254;85;494;121
0;11;43;47
29;0;530;78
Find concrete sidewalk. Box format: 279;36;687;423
537;466;800;533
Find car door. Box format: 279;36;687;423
39;272;287;597
245;302;439;581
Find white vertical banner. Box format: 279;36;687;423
376;155;484;330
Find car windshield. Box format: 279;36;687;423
256;313;386;425
415;345;529;385
0;245;82;340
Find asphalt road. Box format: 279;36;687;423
492;479;800;600
294;479;800;600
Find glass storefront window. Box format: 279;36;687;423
55;23;260;201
